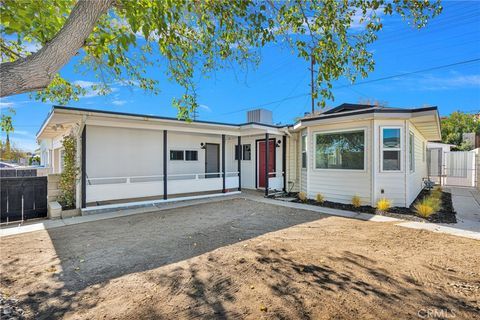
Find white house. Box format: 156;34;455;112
36;103;441;211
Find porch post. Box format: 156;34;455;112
282;135;287;192
265;132;269;196
238;136;241;191
163;130;167;200
81;125;86;208
222;134;226;193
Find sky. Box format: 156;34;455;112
1;0;479;152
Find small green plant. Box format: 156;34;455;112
315;193;324;204
59;133;79;208
425;196;442;212
376;198;391;212
351;195;361;208
414;200;434;218
298;191;307;202
430;187;442;200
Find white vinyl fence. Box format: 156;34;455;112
429;150;477;187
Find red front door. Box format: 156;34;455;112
258;140;275;188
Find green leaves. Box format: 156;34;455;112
1;0;441;118
441;112;480;150
59;133;78;208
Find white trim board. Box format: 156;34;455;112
82;191;242;214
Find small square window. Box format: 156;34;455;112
235;144;251;160
170;150;184;160
383;150;401;171
383;128;401;148
243;144;251;160
185;150;198;161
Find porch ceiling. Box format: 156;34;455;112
36;111;82;139
409;112;442;141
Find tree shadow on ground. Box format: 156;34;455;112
2;198;330;318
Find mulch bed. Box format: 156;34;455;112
287;189;457;224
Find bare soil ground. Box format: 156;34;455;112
1;198;479;319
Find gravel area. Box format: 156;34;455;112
1;198;479;319
1;293;25;319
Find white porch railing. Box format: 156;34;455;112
86;172;239;203
268;171;284;190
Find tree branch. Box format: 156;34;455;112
0;0;113;97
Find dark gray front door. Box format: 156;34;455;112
205;143;220;178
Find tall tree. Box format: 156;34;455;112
0;110;15;160
1;0;442;118
441;111;480;150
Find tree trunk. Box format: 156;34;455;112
0;0;113;98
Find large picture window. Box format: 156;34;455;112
381;128;401;171
315;130;365;170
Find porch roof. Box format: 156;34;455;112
36;106;288;139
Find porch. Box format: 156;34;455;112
81;125;287;209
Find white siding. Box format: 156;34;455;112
86;125;164;178
228;136;256;189
407;123;428;206
306;120;372;205
373;119;407;207
168;132;222;175
300;129;307;193
286;133;300;192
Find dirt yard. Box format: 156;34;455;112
1;198;479;319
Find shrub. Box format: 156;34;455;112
415;201;434;218
298;192;307;202
376;198;391;212
351;195;361;208
430;188;442;200
315;193;324;204
59;134;78;208
425;195;442;212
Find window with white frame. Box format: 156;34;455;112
301;134;307;169
60;149;65;170
422;141;426;162
409;132;415;172
315;130;365;170
381;128;402;171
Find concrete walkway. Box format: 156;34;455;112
445;186;480;232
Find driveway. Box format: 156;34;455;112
1;198;479;319
445;186;480;232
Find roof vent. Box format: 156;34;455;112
247;109;273;125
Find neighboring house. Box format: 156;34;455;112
37;103;441;211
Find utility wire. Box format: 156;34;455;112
334;58;480;89
220;58;480;116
